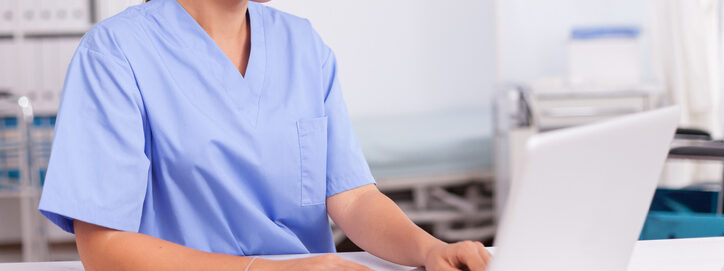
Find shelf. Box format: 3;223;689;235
21;25;90;39
0;189;41;199
0;190;21;199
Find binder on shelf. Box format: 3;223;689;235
0;40;17;95
18;40;41;102
38;39;56;113
66;0;91;32
59;37;80;84
0;0;18;33
17;0;39;32
41;37;81;114
37;0;52;30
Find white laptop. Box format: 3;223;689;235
488;106;680;271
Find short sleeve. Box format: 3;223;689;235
322;50;376;197
38;45;150;234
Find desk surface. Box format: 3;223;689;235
1;237;723;270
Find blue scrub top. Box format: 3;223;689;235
38;0;375;256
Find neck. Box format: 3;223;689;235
177;0;249;39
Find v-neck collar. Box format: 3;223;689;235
156;0;267;126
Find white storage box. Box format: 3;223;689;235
568;27;641;89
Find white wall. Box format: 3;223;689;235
268;0;497;118
496;0;653;84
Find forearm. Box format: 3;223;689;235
329;188;445;266
74;220;265;271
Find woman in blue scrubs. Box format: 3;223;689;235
38;0;490;270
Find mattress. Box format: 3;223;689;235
352;108;494;180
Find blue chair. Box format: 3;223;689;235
640;128;724;240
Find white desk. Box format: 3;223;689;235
1;237;723;270
627;237;724;271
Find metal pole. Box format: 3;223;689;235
17;96;48;261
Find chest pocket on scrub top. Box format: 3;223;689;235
297;116;328;206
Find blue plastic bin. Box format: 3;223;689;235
640;188;724;240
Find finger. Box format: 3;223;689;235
456;242;486;271
436;260;461;271
475;241;491;265
426;253;460;271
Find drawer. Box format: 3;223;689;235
532;95;650;130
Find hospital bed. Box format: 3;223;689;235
347;108;496;242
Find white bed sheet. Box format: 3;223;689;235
353;108;493;180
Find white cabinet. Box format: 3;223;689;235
531;91;655;131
